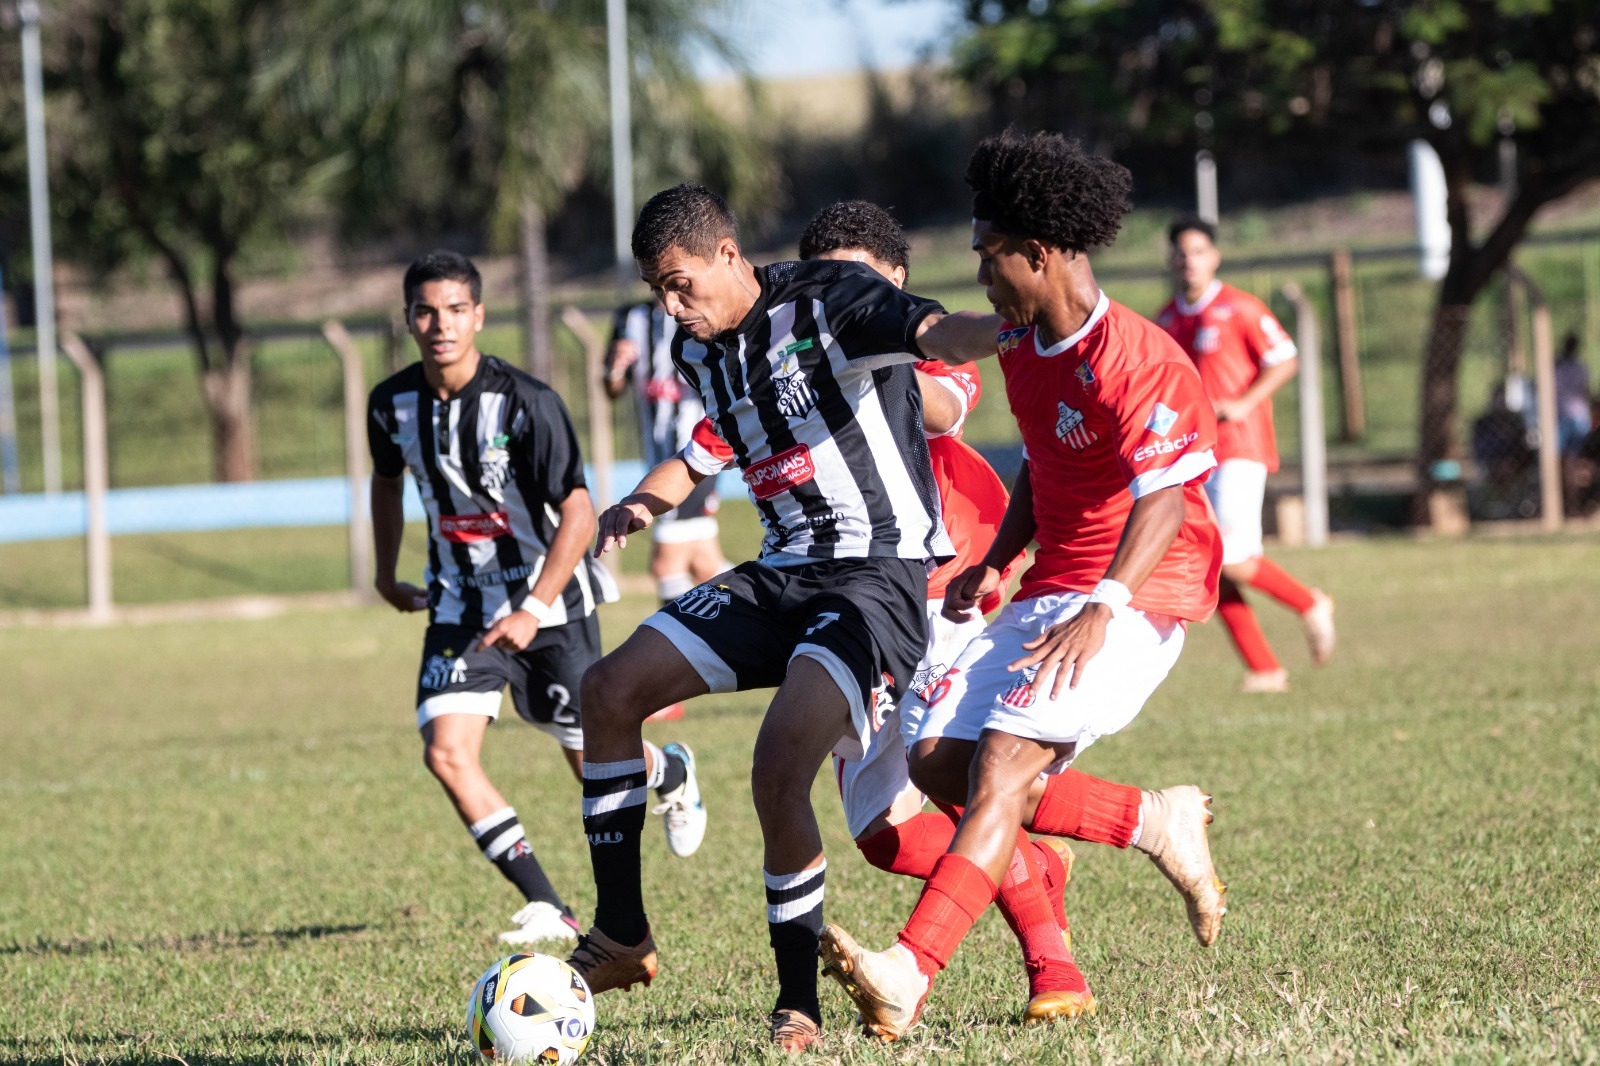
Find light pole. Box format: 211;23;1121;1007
607;0;633;292
20;0;62;494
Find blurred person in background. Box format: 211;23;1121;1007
1556;334;1592;514
1158;217;1335;693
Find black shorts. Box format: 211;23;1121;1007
414;614;601;750
643;557;929;757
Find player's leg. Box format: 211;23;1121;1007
416;627;576;944
572;567;784;993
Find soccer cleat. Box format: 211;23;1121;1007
645;703;685;722
496;900;579;946
566;925;658;993
819;925;930;1042
1143;786;1227;947
1302;590;1336;666
1240;667;1289;693
1024;987;1098;1025
651;742;707;858
767;1009;822;1053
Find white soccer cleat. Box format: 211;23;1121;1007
1302;590;1336;666
497;900;580;946
651;742;707;858
1240;668;1289;694
1142;786;1227;947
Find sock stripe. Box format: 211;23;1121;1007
763;862;827;893
480;824;525;860
768;886;826;925
582;758;647;782
468;806;516;838
642;740;666;790
582;787;647;817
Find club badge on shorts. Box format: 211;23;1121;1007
674;583;733;620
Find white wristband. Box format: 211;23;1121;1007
1087;578;1132;615
517;595;551;618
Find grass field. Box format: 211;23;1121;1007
3;532;1598;1063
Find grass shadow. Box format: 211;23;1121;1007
0;923;372;959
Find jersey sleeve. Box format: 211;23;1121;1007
915;359;981;438
366;393;406;478
1239;295;1297;367
1100;359;1218;498
515;385;587;501
820;264;944;362
680;416;736;476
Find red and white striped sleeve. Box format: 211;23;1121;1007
680;416;736;475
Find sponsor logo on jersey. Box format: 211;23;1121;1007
1056;402;1098;451
458;563;537;589
440;512;511;542
1195;325;1221;352
1000;667;1039;709
1145;402;1180;437
675;583;733;620
996;326;1030;355
421;652;469;690
1133;430;1200;462
1075;361;1095;385
745;444;816;500
772;340;818;419
644;377;683;402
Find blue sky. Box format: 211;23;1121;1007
694;0;959;80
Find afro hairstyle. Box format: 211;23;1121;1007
966;129;1133;253
797;201;912;278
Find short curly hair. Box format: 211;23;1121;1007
631;183;740;265
798;201;912;278
1168;214;1216;247
966;129;1133;252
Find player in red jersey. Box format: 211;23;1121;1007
820;131;1226;1042
1158;217;1335;693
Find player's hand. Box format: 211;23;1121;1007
1009;603;1112;700
943;563;1002;621
606;339;639;381
1213;397;1249;423
477;609;540;652
375;576;428;613
594;499;654;557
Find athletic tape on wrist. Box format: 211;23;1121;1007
1087;578;1132;615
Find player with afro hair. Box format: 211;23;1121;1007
966;128;1133;253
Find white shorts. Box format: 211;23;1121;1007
909;591;1185;775
1203;458;1268;565
652;514;719;545
416;691;584;751
832;601;987;839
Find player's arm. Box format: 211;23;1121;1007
1217;304;1298;422
594;457;706;557
480;486;599;652
1217;358;1297;423
603;339;638;400
917;369;967;436
915;310;1007;365
943;459;1038;621
370;472;427;612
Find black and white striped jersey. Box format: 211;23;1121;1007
675;259;953;562
367;356;618;631
610;302;705;466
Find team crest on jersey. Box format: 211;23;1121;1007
1000;668;1039;709
479;444;511;492
772;339;818;419
912;662;951;701
1056;402;1098;451
421;651;468;690
996;327;1030;355
1074;361;1095;385
674;583;733;620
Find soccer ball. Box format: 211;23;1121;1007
466;952;596;1063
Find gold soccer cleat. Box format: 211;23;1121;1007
819;924;930;1042
1144;786;1228;947
566;925;658;994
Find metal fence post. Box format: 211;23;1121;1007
1328;249;1365;441
59;332;111;620
322;320;373;595
1282;282;1329;547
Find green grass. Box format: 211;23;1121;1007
2;534;1599;1063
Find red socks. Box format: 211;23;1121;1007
898;854;998;979
1029;769;1142;849
1217;582;1281;672
996;830;1074;991
856;813;955;880
1248;557;1317;613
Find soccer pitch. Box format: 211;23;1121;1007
2;535;1598;1064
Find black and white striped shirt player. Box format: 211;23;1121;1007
643;258;955;758
368;355;618;633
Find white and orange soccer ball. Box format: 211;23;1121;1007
466;952;596;1063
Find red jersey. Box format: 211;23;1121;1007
915;360;1012;612
997;294;1221;622
1156;280;1297;471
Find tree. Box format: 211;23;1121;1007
45;0;342;482
283;0;772;383
950;0;1600;518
